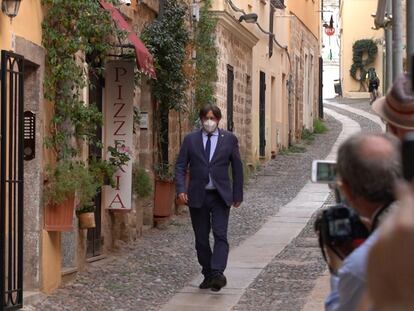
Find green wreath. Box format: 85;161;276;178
349;39;378;83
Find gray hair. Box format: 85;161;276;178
337;133;401;204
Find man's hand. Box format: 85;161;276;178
177;193;188;205
232;202;242;208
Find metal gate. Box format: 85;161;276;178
0;50;25;310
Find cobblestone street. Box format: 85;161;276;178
26;98;383;311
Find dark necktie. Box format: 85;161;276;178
205;133;212;162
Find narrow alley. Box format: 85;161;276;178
25;98;383;311
2;1;414;311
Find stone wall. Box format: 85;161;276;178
16;36;45;291
289;15;320;140
215;23;253;161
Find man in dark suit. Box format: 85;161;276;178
175;104;243;292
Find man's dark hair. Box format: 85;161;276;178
199;104;222;120
337;133;401;204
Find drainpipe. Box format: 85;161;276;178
407;0;414;71
392;0;403;79
374;0;387;29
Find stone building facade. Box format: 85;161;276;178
289;15;321;139
211;0;291;162
214;15;256;160
286;0;321;138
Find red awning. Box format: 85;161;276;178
99;0;156;79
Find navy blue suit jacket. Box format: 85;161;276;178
175;129;243;208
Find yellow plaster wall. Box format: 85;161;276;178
0;1;43;51
341;0;383;96
41;231;62;294
287;0;321;40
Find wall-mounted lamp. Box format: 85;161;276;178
2;0;21;19
270;0;285;10
238;13;258;24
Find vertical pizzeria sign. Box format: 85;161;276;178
104;61;134;211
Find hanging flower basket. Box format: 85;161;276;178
76;202;96;229
78;212;96;229
44;195;75;232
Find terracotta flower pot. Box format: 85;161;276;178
154;180;175;217
78;212;96;229
44;195;75;232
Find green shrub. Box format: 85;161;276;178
289;145;307;153
279;145;307;155
301;128;314;141
132;165;153;198
313;118;328;134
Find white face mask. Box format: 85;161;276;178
203;119;217;133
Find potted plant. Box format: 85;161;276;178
153;163;176;218
43;161;80;231
76;202;96;229
44;161;101;231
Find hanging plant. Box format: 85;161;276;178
42;0;125;204
141;0;190;178
42;0;122;156
349;39;378;89
194;0;218;119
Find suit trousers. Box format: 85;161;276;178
189;190;230;277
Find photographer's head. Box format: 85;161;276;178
337;133;401;222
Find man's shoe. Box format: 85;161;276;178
199;277;212;289
210;274;227;292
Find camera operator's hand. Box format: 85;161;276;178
367;180;414;311
325;245;343;275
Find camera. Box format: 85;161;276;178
315;204;369;252
311;160;336;183
120;0;132;6
311;160;368;258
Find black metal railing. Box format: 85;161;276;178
0;50;24;311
